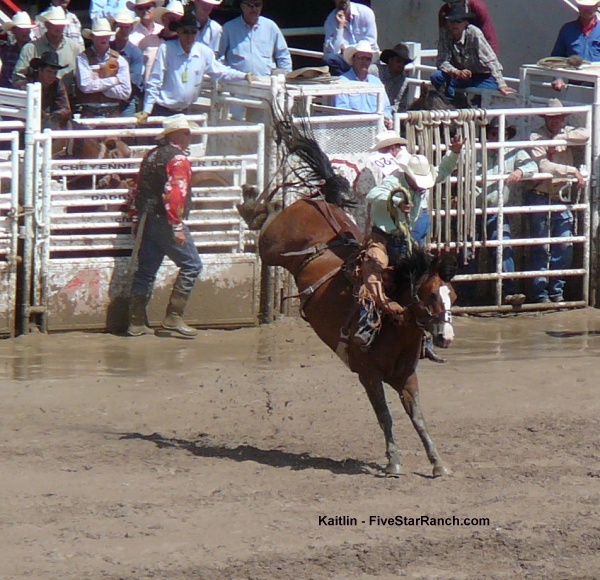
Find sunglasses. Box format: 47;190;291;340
180;28;197;35
355;55;372;61
135;4;155;11
242;2;263;7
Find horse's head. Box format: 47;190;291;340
414;253;457;349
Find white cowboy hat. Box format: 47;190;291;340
82;18;115;39
154;0;184;22
201;0;223;4
2;11;35;31
371;130;408;151
38;6;69;25
109;9;138;25
155;114;200;140
542;98;568;117
575;0;600;6
399;155;438;189
126;0;165;11
343;40;380;65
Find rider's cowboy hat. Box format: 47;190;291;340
38;6;69;25
2;11;35;31
82;18;115;39
154;0;185;23
343;40;380;65
155;114;200;140
30;50;68;70
109;9;138;25
169;12;198;32
126;0;165;12
380;43;414;65
399;155;438;189
371;130;408;151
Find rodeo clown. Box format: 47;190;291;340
353;134;465;358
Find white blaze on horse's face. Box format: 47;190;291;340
433;284;454;348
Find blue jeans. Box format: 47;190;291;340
430;70;499;99
486;214;518;295
132;214;203;297
525;191;573;301
411;209;430;248
323;53;351;77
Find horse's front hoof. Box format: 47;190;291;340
432;464;451;478
385;463;403;476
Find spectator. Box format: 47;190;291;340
29;50;71;129
140;0;184;84
90;0;130;21
0;12;35;89
110;9;145;115
438;0;498;54
332;40;392;127
136;12;249;120
550;0;600;91
127;114;203;337
526;99;589;303
75;18;132;118
353;135;465;349
480;119;537;306
323;0;378;76
33;0;84;51
218;0;292;77
376;42;413;114
128;0;165;46
195;0;223;54
432;6;514;103
13;6;82;93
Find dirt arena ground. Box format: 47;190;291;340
1;308;600;579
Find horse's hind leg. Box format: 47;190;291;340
359;374;402;475
395;373;449;478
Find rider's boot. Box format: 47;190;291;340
162;288;198;337
421;334;446;364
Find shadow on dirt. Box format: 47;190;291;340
120;431;380;476
546;330;600;338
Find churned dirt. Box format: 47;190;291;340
1;308;600;579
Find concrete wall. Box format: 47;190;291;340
372;0;576;78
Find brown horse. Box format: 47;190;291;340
239;118;457;477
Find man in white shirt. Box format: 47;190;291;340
323;0;378;76
195;0;223;54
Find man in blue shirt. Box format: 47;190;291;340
323;0;378;76
333;40;392;127
551;0;600;91
136;12;250;120
218;0;292;77
195;0;223;55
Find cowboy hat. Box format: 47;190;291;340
30;50;68;70
38;6;69;25
444;5;476;22
399;155;438;189
109;9;138;25
154;0;184;22
343;40;380;65
542;98;568;117
126;0;165;11
169;12;198;32
82;18;115;39
486;118;517;141
2;11;35;31
371;130;408;151
380;43;414;65
200;0;223;4
155;114;200;140
575;0;600;6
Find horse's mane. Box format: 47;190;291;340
389;245;431;290
272;106;356;209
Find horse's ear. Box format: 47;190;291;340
436;252;458;282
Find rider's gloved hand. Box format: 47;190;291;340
134;111;150;125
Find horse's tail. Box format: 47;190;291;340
272;104;356;209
